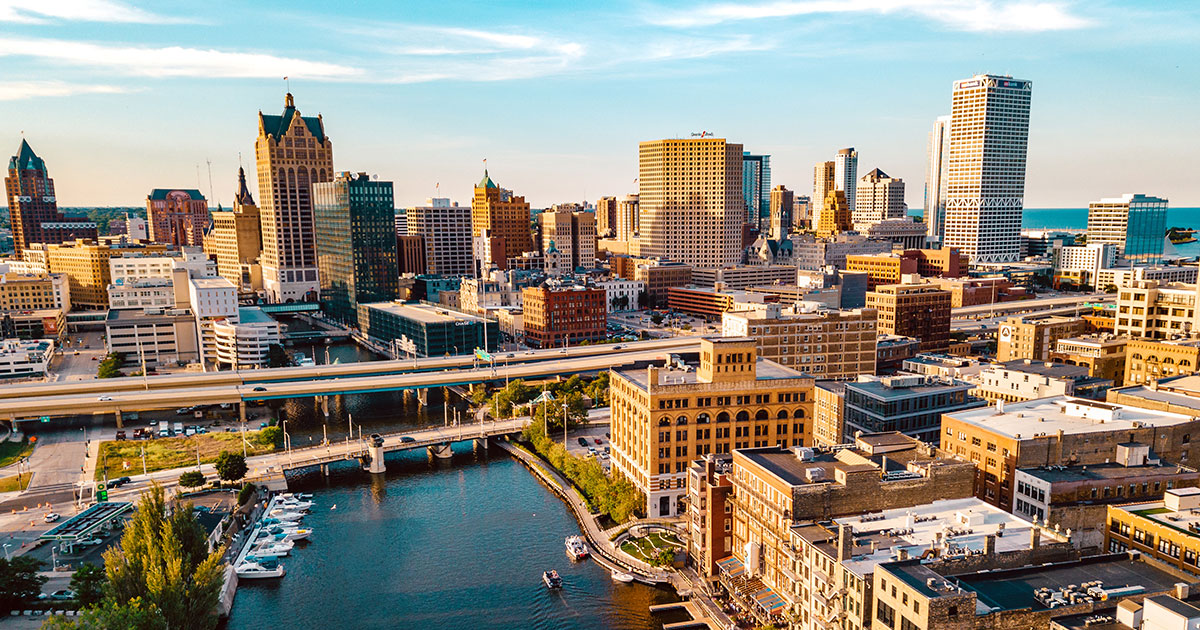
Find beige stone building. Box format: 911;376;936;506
204;168;262;294
853;168;906;231
44;240;168;310
814;190;852;239
1052;334;1127;386
471;170;534;265
0;272;68;312
610;337;814;517
996;313;1087;362
812;161;835;228
813;381;847;447
539;209;597;272
1125;336;1200;385
721;303;877;379
1116;280;1200;339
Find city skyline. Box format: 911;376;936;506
0;0;1197;209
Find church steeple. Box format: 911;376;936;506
234;167;255;207
285;92;294;108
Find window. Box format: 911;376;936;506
877;602;895;629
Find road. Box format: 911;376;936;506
46;331;107;382
952;292;1110;318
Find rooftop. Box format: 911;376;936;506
106;307;193;322
1019;461;1197;484
617;357;807;390
1109;376;1200;413
943;396;1195;439
736;435;942;488
992;359;1091;379
361;301;488;325
237;307;276;325
846;375;974;400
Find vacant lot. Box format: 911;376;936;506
0;472;32;493
96;430;279;480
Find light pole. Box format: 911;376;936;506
2;543;11;561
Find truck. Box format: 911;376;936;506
172;422;184;435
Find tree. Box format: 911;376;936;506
256;426;282;448
650;313;664;325
177;471;206;489
102;485;224;630
584;372;610;407
96;352;125;379
469;384;488;406
266;344;291;368
0;556;46;614
69;563;106;608
213;451;247;482
42;598;168;630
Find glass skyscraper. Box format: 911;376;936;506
742;152;771;230
1086;193;1169;265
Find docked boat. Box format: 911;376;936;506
565;535;589;561
261;525;313;542
280;492;313;501
276;498;313;511
250;540;294;557
236;558;285;579
611;571;635;583
267;509;306;521
542;570;563;589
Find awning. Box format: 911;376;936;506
716;555;745;578
753;586;787;613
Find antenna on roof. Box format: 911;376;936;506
206;158;216;208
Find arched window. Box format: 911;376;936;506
658;417;670;427
1183;360;1192;368
777;410;789;419
755;409;769;421
1132;353;1143;360
697;413;710;424
717;412;730;423
794;409;806;419
736;411;750;422
676;415;689;426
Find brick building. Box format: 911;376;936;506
520;284;606;348
866;279;951;352
146;188;209;247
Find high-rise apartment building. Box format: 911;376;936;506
471;170;534;268
204;168;263;293
639;138;744;269
814;190;852;238
405;198;472;277
834;147;858;210
924;115;951;245
767;185;793;240
615;194;639;242
4;140;97;254
813;160;835;223
1086;193;1169;265
866;279;952;352
538;210;597;272
146;189;208;247
853;168;906;231
944;74;1032;263
721;303;877;379
741;153;770;229
255;93;333;302
312;172;399;328
595;195;618;237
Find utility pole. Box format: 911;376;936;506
563;401;568;445
141;445;147;477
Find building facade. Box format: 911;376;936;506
4;140;97;254
358;302;497;357
853;168;905;231
146;189;208;247
742;153;771;229
471;171;534;266
924;115;951;245
44;240;169;310
814;190;852;238
539;210;597;273
1115;280;1200;340
204;168;263;293
843;374;985;442
521;285;606;348
997;314;1088;362
405;198;473;277
721;303;877;379
1087;193;1170;265
834;148;858;211
866;280;952;352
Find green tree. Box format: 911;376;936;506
96;352;126;379
469;384;488;406
256;426;282;448
0;556;46;614
213;451;247;482
650;313;663;325
266;344;291;368
102;485;224;630
532;390;588;431
177;471;206;489
69;563;106;608
42;598;168;630
585;371;610;406
237;483;257;506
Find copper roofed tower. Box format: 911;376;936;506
4;139;97;253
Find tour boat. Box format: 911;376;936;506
236;558;285;579
565;535;589;561
542;570;563;589
611;571;635;583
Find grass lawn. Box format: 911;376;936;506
96;430;279;481
0;437;34;468
0;472;31;493
620;531;683;563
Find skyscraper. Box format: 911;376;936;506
471;170;534;269
1086;193;1169;265
539;210;597;272
768;185;793;240
596;195;618;237
4;140;97;254
313;172;399;328
944;75;1032;263
255;93;334;302
146;189;208;247
853;168;906;231
815;191;852;239
924;115;951;245
406;198;473;277
813;160;835;224
615;194;639;242
204;168;263;292
834;148;858;210
639;138;744;269
742;152;771;229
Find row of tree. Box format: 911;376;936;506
522;422;643;524
486;373;610;420
96;352;125;379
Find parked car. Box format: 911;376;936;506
44;513;60;523
577;437;589;447
184;426;197;436
196;426;208;434
114;430;127;441
594;438;602;445
38;590;75;601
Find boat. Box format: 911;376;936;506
611;571;635;583
267;509;307;521
276;498;313;510
565;535;589;561
250;540;294;557
261;525;313;542
236;558;285;579
280;492;313;501
542;570;563;589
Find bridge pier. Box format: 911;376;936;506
114;408;124;429
366;444;386;473
239;401;247;424
428;443;452;459
416;389;428;407
474;437;489;452
318;395;329;418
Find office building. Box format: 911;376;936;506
313;172;399;327
0;272;69;312
1021;228;1075;258
521;284;606;348
1123;337;1200;386
690;264;797;291
843;374;985;442
971;359;1109;404
212;306;282;369
1052;243;1119;289
997;314;1088;362
1115;281;1200;340
44;240;169;310
4;140;97;254
405;198;473;277
847;253;918;290
866;279;951;352
0;309;64;341
107;277;174;310
792;233;892;271
812;382;847;446
595;278;643;312
814;190;852;238
862;218;927;250
614;194;639;242
793;195;811;230
104;307;200;366
768;185;793;240
1097;265;1198;291
1087;193;1170;265
187;275;239;367
639;138;744;269
539;210;597;272
722;303;877;378
595;195;618;236
742;152;770;229
458;271;524;315
1107;488;1200;576
0;338;54;379
1051;334;1127;386
834;147;858;210
610;337;815;517
944;74;1032;263
876;334;921;373
255;92;334;302
358;301;496;358
395;234;426;275
472;170;534;267
204;168;263;293
853;168;905;231
146;189;208;247
813;160;835;223
924;115;951;245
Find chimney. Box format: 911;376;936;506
838;523;853;561
1030;527;1041;549
984;534;996;556
1176;583;1190;599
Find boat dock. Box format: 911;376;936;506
649;600;726;630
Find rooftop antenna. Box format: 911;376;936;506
206;158;216;207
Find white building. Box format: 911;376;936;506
596;279;644;311
834;147;858;210
791;233;893;271
109;247;215;283
187;276;239;366
853;168;906;231
944;74;1032;263
691;265;798;290
1087;193;1170;265
459;271;523;315
863;218;927;250
107;277;174;310
1052;242;1119;287
406;198;473;277
924;115;951;245
105;307;200;367
0;338;54;378
213;307;281;369
1096;265;1199;290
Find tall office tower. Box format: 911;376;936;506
596;196;618;237
814;190;852;238
853;169;906;231
539;210;597;272
312;172;398;328
4;140;97;254
639;137;744;269
615;194;639;242
146;188;208;247
793;195;811;229
768;185;793;240
406;198;473;277
1086;193;1169;265
813;161;835;224
741;153;771;229
255;93;333;302
944;75;1032;263
834;148;858;210
925;115;951;245
204;168;263;292
471;170;534;269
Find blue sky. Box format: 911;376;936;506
1;0;1197;209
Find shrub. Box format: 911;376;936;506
237;483;256;506
178;471;206;488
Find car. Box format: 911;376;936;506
197;427;208;434
44;513;60;523
605;432;610;439
259;422;268;429
612;345;623;350
38;590;76;601
400;436;416;443
525;351;535;355
184;427;196;436
253;386;267;392
603;446;610;454
594;438;602;445
76;536;103;546
558;349;568;354
600;452;609;460
115;430;127;441
577;437;589;447
91;356;98;361
72;350;79;356
97;395;112;401
175;407;191;415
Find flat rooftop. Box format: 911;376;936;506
189;277;234;289
616;358;808;390
361;301;488;324
994;359;1090;379
736;439;939;489
846;376;974;400
106;307;192;322
1019;462;1197;484
943;396;1195;439
1109;377;1200;413
1116;499;1200;538
237;307;276;325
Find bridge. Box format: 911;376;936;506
0;339;702;427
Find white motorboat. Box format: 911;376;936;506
250;540;294;557
275;498;313;511
267;509;306;521
542;570;563;589
260;525;313;542
236;558;285;579
611;571;635;583
565;535;589;561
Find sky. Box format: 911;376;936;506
0;0;1198;210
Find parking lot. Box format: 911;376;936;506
564;424;612;472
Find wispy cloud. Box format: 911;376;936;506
0;0;193;24
0;37;361;79
647;0;1094;32
0;80;130;100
